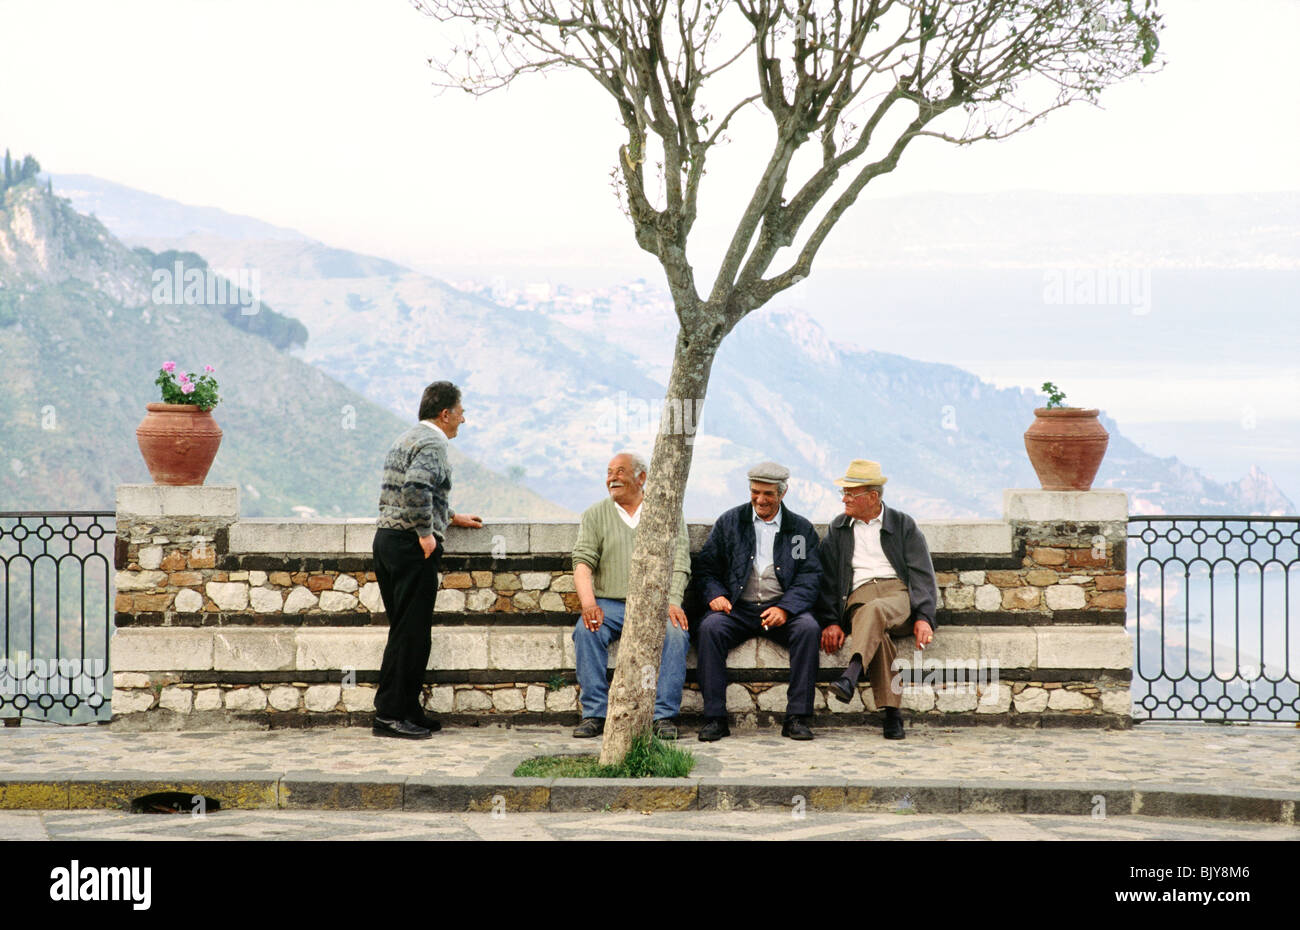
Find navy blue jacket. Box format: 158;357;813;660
694;504;823;616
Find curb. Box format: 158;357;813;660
1;773;1296;824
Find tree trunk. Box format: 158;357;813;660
598;327;719;765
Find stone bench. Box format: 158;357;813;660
108;486;1132;730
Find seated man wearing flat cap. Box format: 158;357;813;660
694;461;823;741
815;459;938;740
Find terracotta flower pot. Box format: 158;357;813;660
135;403;223;486
1024;407;1109;491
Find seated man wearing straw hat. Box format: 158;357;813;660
814;459;938;740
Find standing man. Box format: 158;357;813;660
571;452;691;740
694;462;822;741
815;459;938;741
372;381;483;739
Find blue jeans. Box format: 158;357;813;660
572;597;688;720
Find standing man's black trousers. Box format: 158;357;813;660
372;528;442;721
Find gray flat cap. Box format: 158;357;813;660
747;461;790;483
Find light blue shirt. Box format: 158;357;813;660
752;505;783;574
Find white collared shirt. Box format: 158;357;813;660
752;505;783;574
615;501;642;529
850;508;896;588
419;419;449;441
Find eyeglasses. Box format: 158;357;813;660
840;487;878;499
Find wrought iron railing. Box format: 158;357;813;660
1128;516;1299;723
4;510;1296;725
0;512;115;723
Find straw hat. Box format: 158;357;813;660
833;459;888;488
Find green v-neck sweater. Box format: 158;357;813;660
571;497;690;606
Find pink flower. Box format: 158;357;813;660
181;382;196;395
178;372;191;384
204;365;215;373
162;361;176;373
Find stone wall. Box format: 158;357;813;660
109;485;1132;730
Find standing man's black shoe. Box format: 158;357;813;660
781;715;815;740
373;716;433;739
409;712;442;732
882;707;905;740
572;717;605;738
697;717;730;741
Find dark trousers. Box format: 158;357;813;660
697;602;820;717
372;528;442;721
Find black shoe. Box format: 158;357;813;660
828;676;856;703
409;712;442;732
883;708;905;740
372;716;433;740
697;718;730;742
781;715;815;740
653;719;679;741
572;717;605;738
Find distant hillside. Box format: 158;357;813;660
165;236;1294;520
0;178;570;519
50;175;1294;519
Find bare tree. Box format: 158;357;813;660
412;0;1162;763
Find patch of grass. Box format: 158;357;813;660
512;731;696;778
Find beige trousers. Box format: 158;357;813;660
844;578;911;709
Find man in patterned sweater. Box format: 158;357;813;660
571;452;691;740
372;381;482;739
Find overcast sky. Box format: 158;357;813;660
3;0;1298;279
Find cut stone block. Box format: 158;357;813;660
116;484;239;519
919;520;1012;554
1037;627;1132;670
1003;489;1128;523
488;630;564;670
112;628;213;671
213;629;296;671
228;520;347;553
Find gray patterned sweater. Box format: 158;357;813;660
376;423;454;540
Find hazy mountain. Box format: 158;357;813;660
0;179;569;519
51;175;1295;519
48;174;310;243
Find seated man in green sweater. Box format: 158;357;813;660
571;452;691;740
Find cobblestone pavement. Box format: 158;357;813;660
1;721;1296;788
2;809;1296;841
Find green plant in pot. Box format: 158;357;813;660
135;362;224;486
